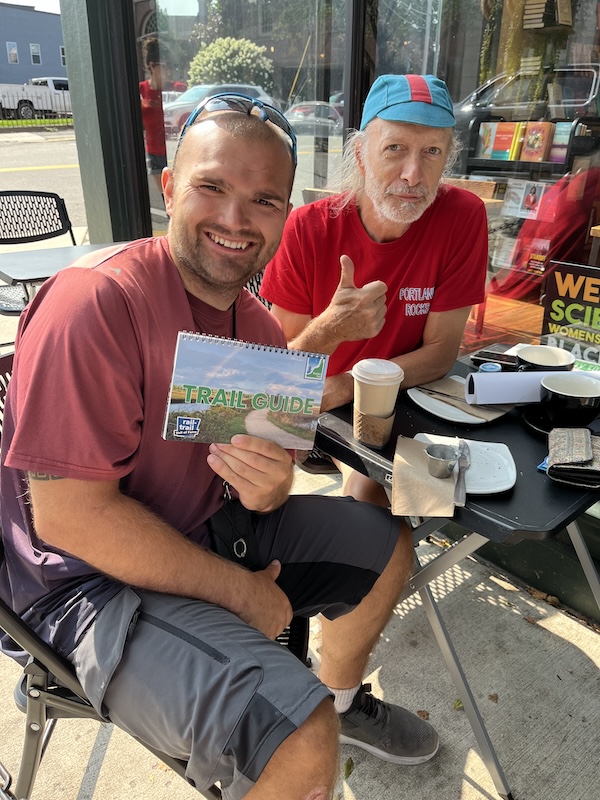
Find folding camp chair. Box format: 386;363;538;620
0;350;309;799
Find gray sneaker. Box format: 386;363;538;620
339;684;439;765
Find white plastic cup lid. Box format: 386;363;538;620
351;358;404;386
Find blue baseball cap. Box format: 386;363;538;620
360;74;455;130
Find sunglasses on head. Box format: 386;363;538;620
175;93;297;165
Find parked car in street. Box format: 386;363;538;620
452;63;600;172
162;90;185;106
162;83;281;135
285;101;344;137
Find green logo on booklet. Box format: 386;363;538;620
305;356;326;380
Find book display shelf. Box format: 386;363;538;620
466;116;600;181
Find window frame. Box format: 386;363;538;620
6;41;18;64
30;43;42;66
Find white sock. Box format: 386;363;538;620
329;684;361;714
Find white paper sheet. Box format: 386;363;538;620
465;369;600;405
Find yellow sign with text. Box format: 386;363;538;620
542;261;600;363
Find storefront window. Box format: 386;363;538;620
134;0;346;233
435;0;600;361
130;1;600;365
353;0;600;361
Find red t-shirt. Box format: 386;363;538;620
1;237;285;615
261;187;488;376
139;80;186;157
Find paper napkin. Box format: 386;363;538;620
391;436;456;517
416;377;508;421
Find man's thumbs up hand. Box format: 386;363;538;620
325;255;387;343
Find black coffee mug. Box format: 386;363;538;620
540;373;600;427
517;345;575;372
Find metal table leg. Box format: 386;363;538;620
401;531;513;799
566;520;600;612
416;558;513;800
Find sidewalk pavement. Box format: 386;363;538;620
0;128;75;143
1;466;599;800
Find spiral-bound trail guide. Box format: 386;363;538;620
162;332;329;448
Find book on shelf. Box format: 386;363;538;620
491;232;518;269
490;122;517;160
520;121;555;162
548;121;572;163
501;178;549;220
508;121;527;160
501;180;527;218
524;237;550;274
475;121;497;158
162;333;328;448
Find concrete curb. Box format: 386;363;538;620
0;129;75;143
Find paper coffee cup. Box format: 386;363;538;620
351;359;404;418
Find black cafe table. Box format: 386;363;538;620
314;359;600;800
0;244;113;301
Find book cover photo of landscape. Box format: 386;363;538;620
162;336;328;449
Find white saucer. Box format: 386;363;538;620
407;376;487;425
414;433;517;494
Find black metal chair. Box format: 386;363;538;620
0;350;309;799
245;269;270;308
0;191;76;316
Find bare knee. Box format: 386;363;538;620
246;698;339;799
292;698;339;784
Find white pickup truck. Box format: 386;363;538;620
0;76;71;120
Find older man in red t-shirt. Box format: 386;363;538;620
261;74;488;504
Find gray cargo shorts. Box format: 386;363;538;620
71;494;397;799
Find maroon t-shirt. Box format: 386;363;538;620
0;236;285;653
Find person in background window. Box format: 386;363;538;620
139;35;187;196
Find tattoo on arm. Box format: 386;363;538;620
28;472;64;481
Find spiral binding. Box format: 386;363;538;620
179;331;324;359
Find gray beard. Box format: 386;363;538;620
374;194;435;225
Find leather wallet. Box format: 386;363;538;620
547;428;600;488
